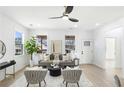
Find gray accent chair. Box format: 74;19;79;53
62;69;82;87
114;75;121;87
24;70;47;87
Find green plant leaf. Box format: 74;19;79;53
24;37;39;59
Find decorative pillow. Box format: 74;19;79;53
66;66;72;70
66;53;72;61
39;54;44;60
59;54;63;60
71;53;75;60
44;54;50;61
26;67;47;71
73;66;80;70
63;55;68;61
66;66;80;70
75;60;78;65
50;54;54;60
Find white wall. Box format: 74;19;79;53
0;14;29;80
29;28;94;64
94;19;124;69
105;38;116;60
121;28;124;77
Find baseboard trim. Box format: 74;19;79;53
79;63;105;70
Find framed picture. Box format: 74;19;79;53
84;41;90;46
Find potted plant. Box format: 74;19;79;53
24;37;38;67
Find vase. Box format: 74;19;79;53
29;60;33;67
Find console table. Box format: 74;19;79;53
0;60;16;78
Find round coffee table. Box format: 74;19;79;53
48;67;61;77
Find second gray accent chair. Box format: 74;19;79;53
24;70;47;87
62;69;82;87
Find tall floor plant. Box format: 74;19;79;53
24;37;38;66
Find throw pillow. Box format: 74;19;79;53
66;53;72;61
74;59;79;65
66;66;72;70
73;66;80;70
44;54;50;61
39;53;44;60
63;55;68;61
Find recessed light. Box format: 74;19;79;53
74;24;78;28
96;23;100;26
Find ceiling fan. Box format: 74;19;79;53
49;6;79;22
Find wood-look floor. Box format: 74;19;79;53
0;64;123;87
80;64;123;87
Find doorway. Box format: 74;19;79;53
80;40;93;64
105;37;116;69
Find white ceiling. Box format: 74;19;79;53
0;6;124;30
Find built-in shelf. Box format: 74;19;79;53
65;35;75;53
36;35;47;53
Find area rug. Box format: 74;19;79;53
10;72;93;87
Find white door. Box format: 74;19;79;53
80;40;93;64
105;37;116;68
105;38;116;60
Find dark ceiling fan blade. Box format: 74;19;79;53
69;18;79;22
49;16;63;19
65;6;73;14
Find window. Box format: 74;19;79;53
36;35;47;53
15;31;23;55
65;35;75;53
